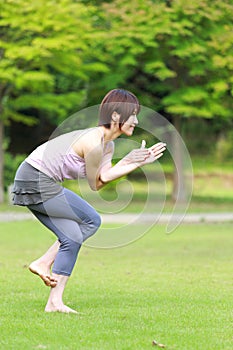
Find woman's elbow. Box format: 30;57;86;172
89;184;98;191
89;182;103;191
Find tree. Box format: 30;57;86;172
0;0;106;202
90;0;233;201
1;0;232;205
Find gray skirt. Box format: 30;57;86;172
12;161;63;206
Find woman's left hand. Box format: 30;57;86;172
140;141;166;165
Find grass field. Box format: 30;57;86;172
0;220;232;350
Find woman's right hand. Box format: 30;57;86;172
122;142;151;165
98;140;166;185
142;141;167;165
123;140;166;167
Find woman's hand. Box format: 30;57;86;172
142;141;166;165
123;140;166;166
122;141;151;164
98;140;166;185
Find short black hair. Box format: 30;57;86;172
98;89;140;129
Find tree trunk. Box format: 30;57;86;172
0;119;4;203
171;115;186;202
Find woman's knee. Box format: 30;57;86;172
60;237;81;254
93;211;101;229
82;212;101;242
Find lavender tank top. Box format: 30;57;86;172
26;128;104;182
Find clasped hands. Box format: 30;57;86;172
123;140;166;166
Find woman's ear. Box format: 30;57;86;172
111;111;120;122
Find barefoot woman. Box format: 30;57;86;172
12;89;166;313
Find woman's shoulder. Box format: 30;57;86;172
104;140;114;153
79;127;103;144
72;127;103;157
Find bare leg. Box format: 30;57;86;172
29;240;60;287
45;274;78;314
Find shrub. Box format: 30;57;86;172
216;131;233;162
4;152;26;191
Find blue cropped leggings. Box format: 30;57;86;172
28;188;101;276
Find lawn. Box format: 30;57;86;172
0;220;232;349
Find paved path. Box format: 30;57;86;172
0;211;232;224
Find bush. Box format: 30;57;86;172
4;152;26;191
182;118;216;155
215;131;233;162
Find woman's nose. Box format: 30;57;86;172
134;115;139;125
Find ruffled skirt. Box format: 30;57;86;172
12;161;62;206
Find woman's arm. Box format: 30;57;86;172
82;130;166;191
100;141;166;184
82;132;105;191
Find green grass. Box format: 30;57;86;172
0;220;233;349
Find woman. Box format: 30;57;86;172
12;89;166;314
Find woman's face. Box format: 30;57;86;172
120;114;139;136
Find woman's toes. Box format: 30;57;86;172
45;305;78;314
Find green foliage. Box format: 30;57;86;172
93;0;233;121
0;0;233;201
3;152;26;190
216;130;233;162
0;0;99;125
1;0;232;125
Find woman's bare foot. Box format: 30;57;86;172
44;274;77;314
45;302;78;314
29;261;57;288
